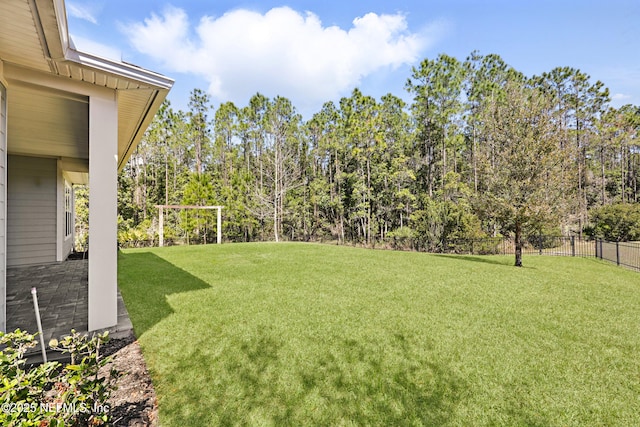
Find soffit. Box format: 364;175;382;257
0;0;52;73
7;83;88;159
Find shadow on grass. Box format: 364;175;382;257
292;335;466;426
117;251;210;336
165;329;467;426
432;253;513;266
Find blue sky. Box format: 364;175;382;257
66;0;640;117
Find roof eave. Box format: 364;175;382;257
64;48;174;91
117;88;167;171
62;48;173;171
54;2;173;170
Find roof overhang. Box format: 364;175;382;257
0;0;174;174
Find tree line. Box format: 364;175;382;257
115;51;640;259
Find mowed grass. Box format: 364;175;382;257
118;243;640;426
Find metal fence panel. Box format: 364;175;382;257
381;235;639;272
596;240;640;271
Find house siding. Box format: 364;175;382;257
0;82;6;332
7;155;56;266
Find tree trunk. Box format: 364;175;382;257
366;156;372;246
514;221;523;267
273;195;279;243
165;154;169;205
196;136;202;175
601;146;606;205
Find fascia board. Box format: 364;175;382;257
51;0;70;58
64;48;174;91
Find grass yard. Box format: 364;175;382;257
118;242;640;426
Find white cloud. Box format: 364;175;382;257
69;35;122;61
67;1;99;24
611;93;632;102
121;6;441;110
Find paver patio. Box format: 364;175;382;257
5;258;132;361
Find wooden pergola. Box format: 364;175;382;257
155;205;223;246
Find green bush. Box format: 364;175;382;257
0;329;119;426
118;219;160;248
386;227;416;250
585;203;640;241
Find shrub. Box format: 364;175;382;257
585;203;640;241
386;227;416;250
0;329;119;426
118;219;160;248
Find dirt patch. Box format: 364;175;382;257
100;332;159;426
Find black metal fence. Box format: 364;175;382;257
385;235;594;256
383;235;640;271
595;240;640;271
445;235;595;257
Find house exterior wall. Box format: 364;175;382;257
1;1;170;335
0;78;7;332
2;66;120;331
7;155;57;266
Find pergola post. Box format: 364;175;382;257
155;205;223;247
158;206;164;247
217;207;222;244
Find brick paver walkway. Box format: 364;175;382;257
6;259;132;360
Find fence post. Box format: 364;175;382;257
599;239;603;259
616;241;620;266
595;239;599;259
571;236;575;257
539;235;543;255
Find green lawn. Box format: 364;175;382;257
118;243;640;426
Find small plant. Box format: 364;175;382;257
0;329;119;426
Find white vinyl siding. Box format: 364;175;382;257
0;82;6;332
7;155;56;266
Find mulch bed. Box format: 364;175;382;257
100;332;159;426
